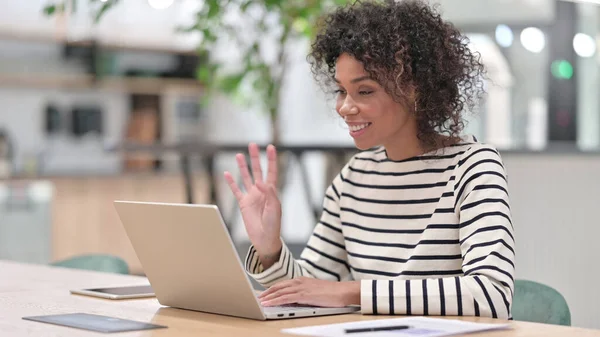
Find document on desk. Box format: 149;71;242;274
281;317;510;337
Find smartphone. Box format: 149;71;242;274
70;285;155;300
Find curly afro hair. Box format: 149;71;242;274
308;0;486;148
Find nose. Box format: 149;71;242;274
338;96;358;117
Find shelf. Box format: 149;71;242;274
0;73;203;95
64;39;199;56
0;30;198;56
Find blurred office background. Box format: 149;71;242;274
0;0;598;329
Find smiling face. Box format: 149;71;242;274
334;53;418;152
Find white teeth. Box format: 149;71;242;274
350;123;370;132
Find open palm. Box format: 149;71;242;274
224;143;282;262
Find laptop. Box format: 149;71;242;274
113;201;360;320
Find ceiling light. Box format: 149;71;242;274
520;27;546;53
573;33;596;57
495;24;514;48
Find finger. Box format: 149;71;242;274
259;280;297;298
224;171;244;202
269;184;279;200
258;282;290;299
265;144;278;186
255;181;269;194
236;153;253;192
259;279;297;299
262;294;301;307
249;143;264;184
256;182;279;202
260;286;301;303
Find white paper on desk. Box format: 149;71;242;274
281;317;510;337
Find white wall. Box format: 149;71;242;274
0;0;201;51
502;153;600;329
434;0;555;25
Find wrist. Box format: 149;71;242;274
257;239;282;257
257;241;282;269
342;281;361;306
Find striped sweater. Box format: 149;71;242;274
245;136;515;319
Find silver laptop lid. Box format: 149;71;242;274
114;201;266;320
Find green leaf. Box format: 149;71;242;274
264;0;283;10
94;1;114;24
201;28;218;44
43;4;57;16
218;73;246;94
196;66;211;84
292;17;309;34
294;6;312;19
301;25;314;38
196;67;211;84
176;23;200;33
206;0;221;18
196;63;220;84
240;1;253;12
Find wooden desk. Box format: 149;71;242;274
2;260;599;337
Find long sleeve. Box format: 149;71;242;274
359;146;515;318
244;170;352;288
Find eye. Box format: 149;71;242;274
359;90;373;96
334;89;347;95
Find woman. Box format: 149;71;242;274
224;0;514;319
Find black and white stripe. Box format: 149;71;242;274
245;138;514;319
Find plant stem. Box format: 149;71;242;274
270;23;292;146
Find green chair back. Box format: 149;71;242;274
512;279;571;326
51;254;129;275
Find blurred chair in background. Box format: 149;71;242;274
51;254;129;275
512;279;571;326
